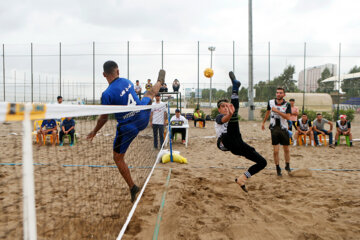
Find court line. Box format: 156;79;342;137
1;162;360;172
153;168;172;240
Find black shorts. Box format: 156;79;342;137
271;126;289;145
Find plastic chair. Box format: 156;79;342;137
61;133;77;145
32;120;43;143
318;135;327;146
337;135;350;146
298;134;311;146
43;132;59;145
173;132;182;142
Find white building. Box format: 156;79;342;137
298;64;337;92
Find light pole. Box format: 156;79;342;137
248;0;255;120
302;42;306;113
336;43;341;119
208;46;215;108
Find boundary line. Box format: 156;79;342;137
153;168;172;240
116;150;164;239
1;163;360;172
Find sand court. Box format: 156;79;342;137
123;116;360;240
1;115;360;239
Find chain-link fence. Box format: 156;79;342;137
1;41;360;110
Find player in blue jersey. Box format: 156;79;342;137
87;60;165;202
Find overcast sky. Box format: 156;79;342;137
1;0;360;101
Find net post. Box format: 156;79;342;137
22;103;37;240
167;102;173;162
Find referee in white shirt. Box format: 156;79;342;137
149;93;167;149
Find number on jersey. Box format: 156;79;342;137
127;94;136;106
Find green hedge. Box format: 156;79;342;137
333;109;355;122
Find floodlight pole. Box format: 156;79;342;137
208;46;215;108
14;70;16;102
302;42;306;113
233;41;235;73
197;41;200;109
127;41;130;80
93;41;95;104
2;44;5;102
31;43;33;103
336;43;341;119
161;40;164;69
59;42;62;97
248;0;254;120
268;42;270;83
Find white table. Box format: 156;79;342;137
166;124;189;148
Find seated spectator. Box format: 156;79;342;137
170;109;187;144
335;115;353;147
37;119;58;146
145;79;152;92
313;113;334;148
59;117;76;146
160;83;168;93
163;83;168;92
293;113;314;146
134;80;142;98
172;79;180;92
194;108;206;128
159;83;167;93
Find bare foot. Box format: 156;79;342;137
235;174;248;193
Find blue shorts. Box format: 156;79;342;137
113;97;152;154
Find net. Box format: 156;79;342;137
0;102;167;239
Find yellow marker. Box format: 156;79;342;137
161;153;187;164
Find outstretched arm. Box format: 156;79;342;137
221;104;234;123
87;114;108;141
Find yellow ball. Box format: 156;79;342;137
204;68;214;78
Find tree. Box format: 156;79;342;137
273;65;298;92
254;65;300;102
215;89;227;100
349;65;360;74
239;87;248;102
201;88;218;102
316;67;334;93
341;65;360;98
226;86;232;99
254;81;276;102
225;86;248;102
201;89;210;100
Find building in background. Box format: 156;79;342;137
298;64;337;92
185;88;202;99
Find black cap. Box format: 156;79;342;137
57;96;62;100
175;109;180;113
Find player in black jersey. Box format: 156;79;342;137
215;72;267;192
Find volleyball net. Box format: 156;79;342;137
0;102;168;239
